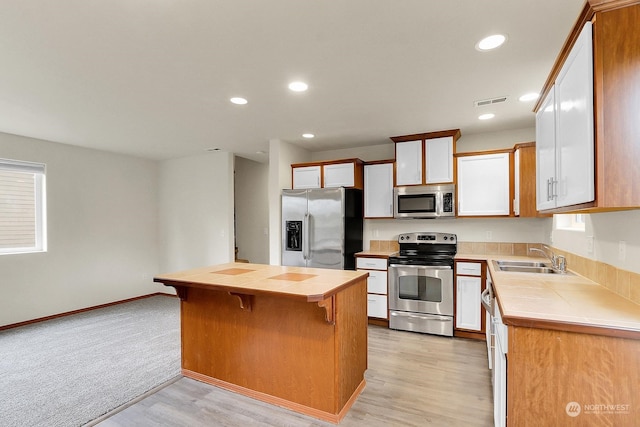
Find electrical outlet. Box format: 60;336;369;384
586;236;594;254
618;240;626;261
486;231;492;241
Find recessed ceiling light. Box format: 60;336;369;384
519;92;540;102
288;81;308;92
479;113;495;120
206;148;221;152
302;133;315;139
230;97;248;105
476;34;507;51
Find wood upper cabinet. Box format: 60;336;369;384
514;142;543;217
534;1;640;212
291;159;363;189
456;150;512;217
364;161;394;218
391;129;460;186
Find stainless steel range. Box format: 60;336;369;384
388;232;457;336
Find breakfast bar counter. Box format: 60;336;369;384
154;263;369;423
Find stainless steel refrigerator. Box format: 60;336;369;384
281;187;363;270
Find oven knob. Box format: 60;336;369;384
443;236;448;240
400;236;404;241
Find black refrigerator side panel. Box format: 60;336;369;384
343;188;363;270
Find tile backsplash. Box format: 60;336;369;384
457;240;640;306
368;240;399;252
369;239;640;305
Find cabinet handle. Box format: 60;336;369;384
547;178;552;201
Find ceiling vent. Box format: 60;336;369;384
474;96;507;107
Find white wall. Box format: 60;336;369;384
456;127;535;153
0;132;159;326
235;156;269;264
158;151;235;273
311;143;395;162
268;139;311;265
308;127;549;248
552;211;640;274
363;217;548;249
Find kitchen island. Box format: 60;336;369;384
154;263;369;423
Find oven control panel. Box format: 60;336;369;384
398;232;456;244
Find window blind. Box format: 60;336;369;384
0;159;46;253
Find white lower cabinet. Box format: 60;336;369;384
367;294;388;319
357;256;388;320
493;305;507;427
455;276;482;331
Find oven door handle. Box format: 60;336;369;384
389;264;452;270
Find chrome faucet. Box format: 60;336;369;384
529;245;567;274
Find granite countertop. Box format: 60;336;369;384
458;254;640;339
154;262;369;303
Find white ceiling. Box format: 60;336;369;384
0;0;585;163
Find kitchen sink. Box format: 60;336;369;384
496;265;555;274
494;260;551;268
492;260;570;274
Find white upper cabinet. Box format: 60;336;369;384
535;22;594;210
395;140;422;186
391;129;460;187
536;88;557;211
292;165;321;189
364;162;394;218
425;136;454;184
457;152;511;216
323;162;355;188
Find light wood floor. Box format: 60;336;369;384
96;326;493;426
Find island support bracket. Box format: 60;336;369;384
165;284;188;301
317;296;336;325
229;292;253;311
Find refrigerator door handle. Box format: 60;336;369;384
303;212;310;260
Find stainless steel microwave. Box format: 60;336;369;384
394;184;455;219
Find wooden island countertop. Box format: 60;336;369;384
154;263;369;424
154;262;369;302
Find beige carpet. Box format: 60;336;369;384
0;295;180;427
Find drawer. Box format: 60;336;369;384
456;261;482;276
365;270;387;294
356;257;388;270
367;294;388;319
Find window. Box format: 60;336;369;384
0;158;47;254
555;214;586;231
